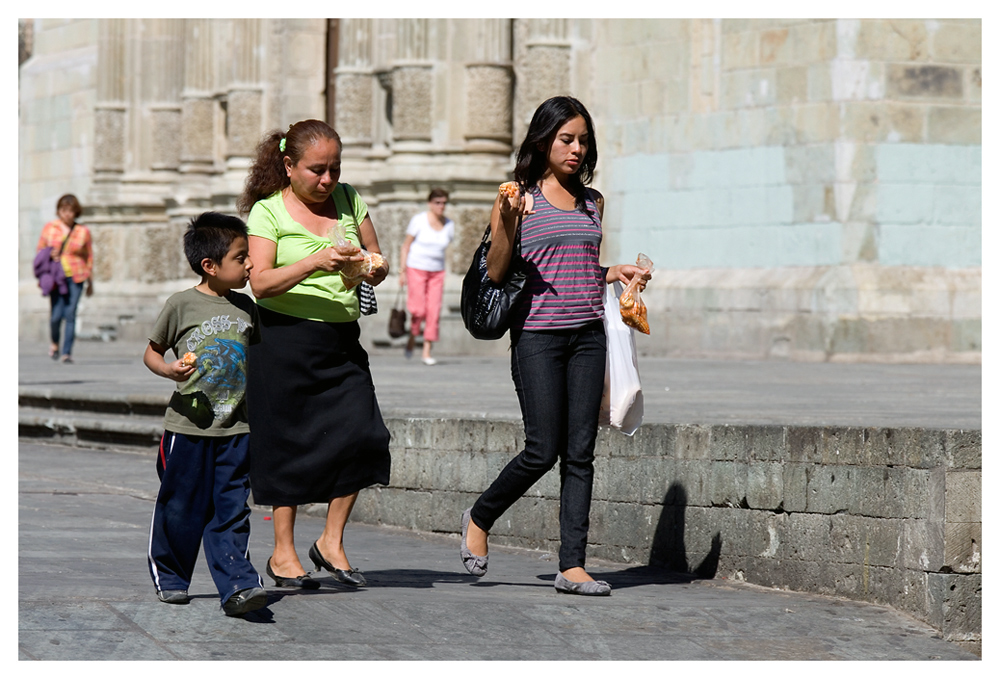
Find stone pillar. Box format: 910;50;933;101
226;89;262;161
335;18;376;150
150;105;181;170
93;19;128;176
392;19;433;145
464;19;513;151
142;19;185;172
513;19;571;143
392;66;433;142
225;19;264;167
180;19;218;175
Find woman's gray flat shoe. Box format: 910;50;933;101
554;572;611;596
460;508;488;577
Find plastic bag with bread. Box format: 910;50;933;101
326;221;387;290
338;249;385;290
619;253;653;335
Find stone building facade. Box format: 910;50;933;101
18;18;981;362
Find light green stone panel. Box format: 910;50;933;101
623;223;842;270
879;225;981;268
610;147;833;268
875;144;981;267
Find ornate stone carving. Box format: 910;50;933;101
392;65;433;141
464;64;513;143
94;106;126;173
226;89;262;158
150;106;181;170
520;45;570;117
336;72;375;145
181;97;216;170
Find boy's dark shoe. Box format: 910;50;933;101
157;589;190;604
223;587;268;617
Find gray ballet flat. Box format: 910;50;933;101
460;507;488;577
554;572;611;596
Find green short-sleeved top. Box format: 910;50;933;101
247;184;368;323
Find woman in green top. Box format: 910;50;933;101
237;119;391;590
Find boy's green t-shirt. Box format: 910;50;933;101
148;288;261;437
246;184;368;323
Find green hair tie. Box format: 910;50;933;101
279;137;286;152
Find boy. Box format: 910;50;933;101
143;212;267;617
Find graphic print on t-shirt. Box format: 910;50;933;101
179;314;252;423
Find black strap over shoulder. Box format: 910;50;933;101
57;223;76;256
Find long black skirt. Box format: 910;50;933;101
247;306;391;506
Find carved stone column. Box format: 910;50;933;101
150;105;181;170
392;65;433;142
464;19;513;151
180;19;218;175
513;19;572;143
225;19;264;167
93;19;128;176
226;89;262;161
335;18;376;150
391;19;433;145
142;19;185;172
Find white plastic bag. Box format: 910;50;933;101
599;281;644;435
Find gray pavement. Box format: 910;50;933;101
18;440;979;661
18;338;983;661
18;338;982;429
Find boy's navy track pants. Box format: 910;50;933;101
147;431;262;605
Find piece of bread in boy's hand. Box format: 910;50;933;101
181;352;197;367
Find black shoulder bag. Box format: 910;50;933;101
460;217;527;340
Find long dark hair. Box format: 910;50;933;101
236;119;342;215
512;96;598;214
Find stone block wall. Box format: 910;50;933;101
349;416;982;654
590;19;981;362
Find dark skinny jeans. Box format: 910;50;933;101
471;320;607;572
49;278;84;356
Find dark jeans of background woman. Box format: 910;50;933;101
50;279;84;356
471;320;607;572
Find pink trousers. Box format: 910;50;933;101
406;267;446;342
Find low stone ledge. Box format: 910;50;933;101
350;416;982;653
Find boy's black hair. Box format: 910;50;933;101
183;212;249;276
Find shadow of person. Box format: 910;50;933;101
602;482;722;589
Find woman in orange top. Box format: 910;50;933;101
36;194;94;363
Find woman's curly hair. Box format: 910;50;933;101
236;119;342;215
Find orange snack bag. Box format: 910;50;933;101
619;253;653;335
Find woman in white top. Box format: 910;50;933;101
399;188;454;365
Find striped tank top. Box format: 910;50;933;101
512;186;605;331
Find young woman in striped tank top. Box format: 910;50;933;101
460;96;652;596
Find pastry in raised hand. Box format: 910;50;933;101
499;181;519;198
